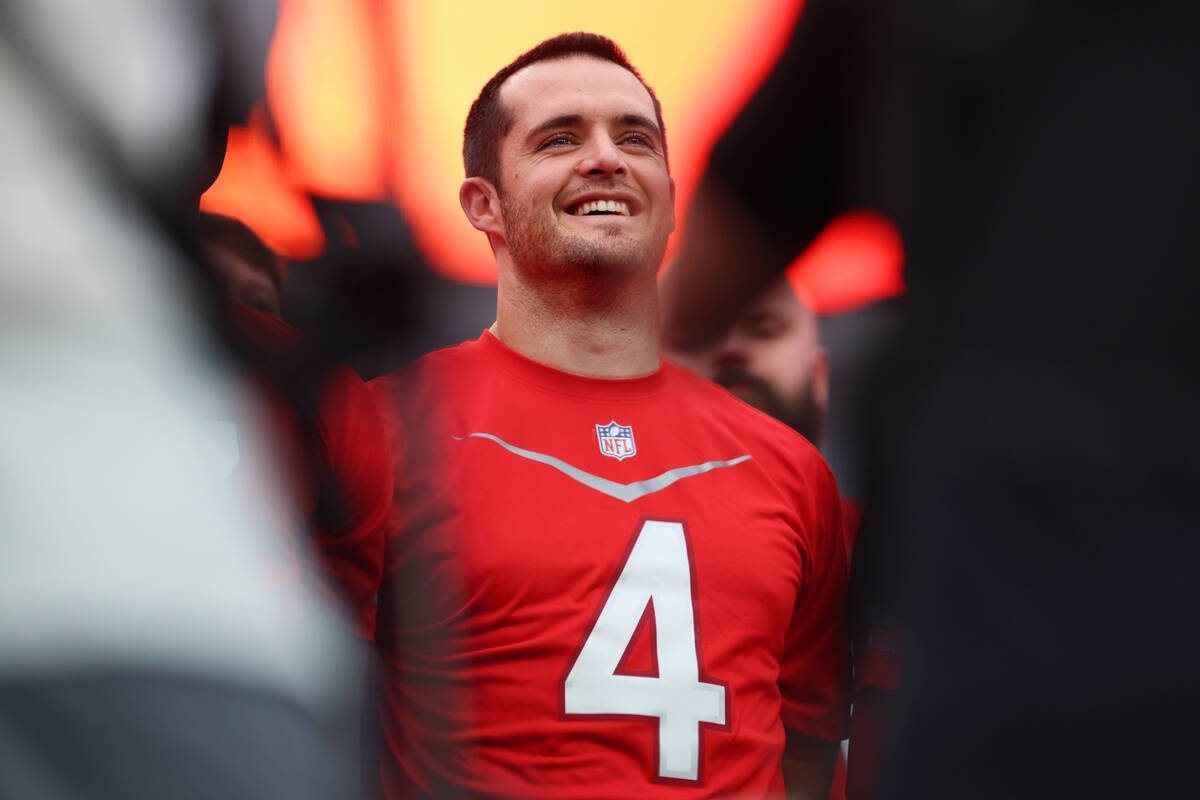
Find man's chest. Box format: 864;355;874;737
391;400;809;654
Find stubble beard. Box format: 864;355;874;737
502;194;656;278
713;367;826;447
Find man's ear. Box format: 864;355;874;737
813;348;830;415
460;177;504;239
668;176;677;233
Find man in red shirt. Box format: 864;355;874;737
370;33;849;799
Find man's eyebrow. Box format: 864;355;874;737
524;113;662;142
526;114;584;140
615;113;661;136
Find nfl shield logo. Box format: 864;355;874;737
596;421;637;461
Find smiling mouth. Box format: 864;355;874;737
567;199;631;217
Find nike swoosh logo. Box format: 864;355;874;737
452;432;752;504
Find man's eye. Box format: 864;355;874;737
540;135;574;149
746;316;785;339
622;133;653;147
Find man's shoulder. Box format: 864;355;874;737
370;336;490;393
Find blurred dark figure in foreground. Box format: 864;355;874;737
662;1;1200;797
0;1;366;797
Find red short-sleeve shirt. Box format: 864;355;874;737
369;332;848;799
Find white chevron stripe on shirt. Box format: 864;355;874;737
453;432;752;504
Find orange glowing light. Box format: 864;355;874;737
201;1;905;313
203;0;807;282
266;0;387;200
199;106;325;260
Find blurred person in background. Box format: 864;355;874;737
198;211;290;319
197;210;393;794
668;277;828;455
0;1;364;797
196;210;392;643
367;32;850;799
661;0;1200;797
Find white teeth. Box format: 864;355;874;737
571;199;631;216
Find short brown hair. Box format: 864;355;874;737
463;32;668;191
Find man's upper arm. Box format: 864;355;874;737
778;457;851;762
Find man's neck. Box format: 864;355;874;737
492;265;661;379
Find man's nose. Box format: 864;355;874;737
575;133;627;178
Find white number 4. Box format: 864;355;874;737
562;519;728;782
